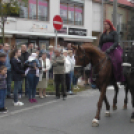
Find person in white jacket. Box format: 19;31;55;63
37;52;51;98
63;49;71;93
67;50;75;93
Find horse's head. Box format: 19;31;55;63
72;45;91;78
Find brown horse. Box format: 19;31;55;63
72;43;121;127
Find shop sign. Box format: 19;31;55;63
55;27;67;34
68;28;87;36
30;24;48;32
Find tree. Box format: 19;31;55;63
0;0;28;43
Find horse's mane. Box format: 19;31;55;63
82;43;105;58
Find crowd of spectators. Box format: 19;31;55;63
0;42;91;114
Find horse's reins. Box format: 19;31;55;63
92;57;107;81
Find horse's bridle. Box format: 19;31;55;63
74;46;108;81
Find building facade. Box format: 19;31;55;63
92;0;134;45
0;0;96;49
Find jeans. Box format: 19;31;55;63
70;71;74;90
73;75;78;86
27;74;39;99
6;70;12;96
14;81;22;103
54;74;66;97
0;89;6;109
19;77;29;96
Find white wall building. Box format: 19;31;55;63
1;0;98;48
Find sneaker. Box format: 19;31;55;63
39;95;44;99
14;101;24;106
76;86;80;90
29;99;33;103
32;99;37;103
73;86;77;90
0;108;8;114
69;91;73;95
18;95;22;99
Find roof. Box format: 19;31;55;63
93;0;134;7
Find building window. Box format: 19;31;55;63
68;4;75;25
75;6;83;25
38;0;49;21
60;3;83;25
29;0;37;19
18;0;49;21
19;1;28;18
60;4;68;23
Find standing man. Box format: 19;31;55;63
0;43;12;99
27;43;36;55
19;45;30;97
51;47;67;100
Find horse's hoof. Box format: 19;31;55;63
130;118;134;123
123;105;127;110
92;119;99;127
113;106;117;110
105;111;111;117
130;113;134;123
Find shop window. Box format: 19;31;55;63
60;3;83;25
16;39;28;48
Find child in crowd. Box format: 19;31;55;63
0;66;8;113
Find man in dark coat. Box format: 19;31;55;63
19;45;30;97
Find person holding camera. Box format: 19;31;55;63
25;53;40;103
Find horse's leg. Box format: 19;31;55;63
104;95;110;117
113;82;119;110
123;84;129;110
131;94;134;123
92;85;107;127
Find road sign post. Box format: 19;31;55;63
53;15;63;48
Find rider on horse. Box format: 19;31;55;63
99;19;124;82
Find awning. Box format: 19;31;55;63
0;30;97;42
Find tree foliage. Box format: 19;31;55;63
0;0;28;16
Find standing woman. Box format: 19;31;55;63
10;49;25;106
37;52;51;98
99;19;124;82
25;53;40;103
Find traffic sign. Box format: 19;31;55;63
53;15;63;31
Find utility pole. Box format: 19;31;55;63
0;0;7;44
101;0;104;33
113;0;118;29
